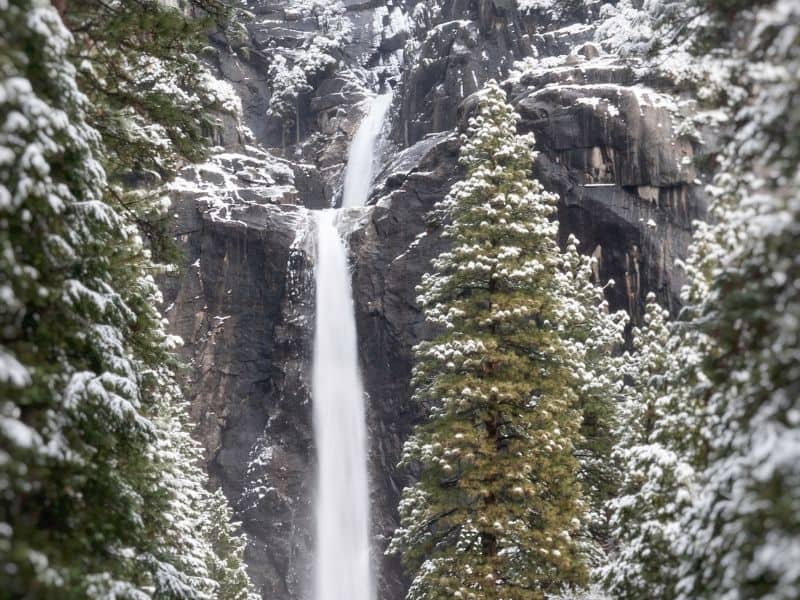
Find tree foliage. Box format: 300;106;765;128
673;3;800;597
62;0;231;174
266;0;351;146
0;2;255;597
600;296;696;599
59;0;239;260
389;82;625;599
603;2;800;599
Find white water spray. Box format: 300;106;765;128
313;90;392;600
341;91;393;208
312;209;371;600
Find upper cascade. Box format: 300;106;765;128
341;91;394;208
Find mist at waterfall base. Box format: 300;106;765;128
312;91;391;600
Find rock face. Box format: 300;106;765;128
507;53;705;320
392;0;533;146
162;1;711;598
162;153;316;597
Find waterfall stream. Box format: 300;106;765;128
312;90;391;600
312;209;371;600
341;91;393;209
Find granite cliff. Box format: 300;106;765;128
160;1;711;597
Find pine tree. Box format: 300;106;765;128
62;0;231;172
389;82;624;599
673;4;800;597
153;378;258;600
267;54;312;148
59;0;237;260
602;4;800;599
266;0;351;147
601;192;723;600
601;296;694;599
203;488;257;600
555;239;627;565
0;2;255;596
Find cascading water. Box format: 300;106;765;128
312;209;371;600
312;90;391;600
341;91;393;209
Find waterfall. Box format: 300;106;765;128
341;91;393;208
313;90;391;600
312;209;371;600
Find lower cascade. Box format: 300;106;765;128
312;89;391;600
311;213;372;600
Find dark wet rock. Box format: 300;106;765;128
161;195;316;599
387;0;608;147
536;153;698;321
211;46;272;146
372;131;455;194
204;0;403;153
393;12;530;146
292;162;332;209
504;54;705;320
514;82;696;188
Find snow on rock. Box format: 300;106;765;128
169;146;300;223
511;51;697;190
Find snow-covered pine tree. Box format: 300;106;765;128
266;0;351;147
600;163;723;600
0;2;255;596
203;487;256;600
389;82;624;599
600;296;695;599
63;0;230;174
61;0;236;261
267;54;312;148
674;3;800;598
555;239;628;565
601;3;799;598
152;371;258;600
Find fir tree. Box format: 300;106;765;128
267;54;312;148
600;296;694;599
153;379;258;600
389;82;624;600
0;2;255;597
555;240;627;565
601;181;723;600
203;488;256;600
266;0;351;147
62;0;231;173
60;0;237;260
602;3;800;599
674;3;800;597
